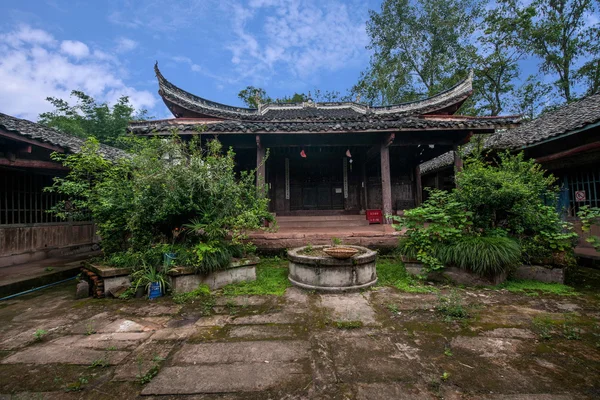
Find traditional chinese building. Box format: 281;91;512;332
129;64;519;221
419;92;600;262
0;112;123;273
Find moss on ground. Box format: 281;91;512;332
220;257;291;296
499;280;577;296
376;257;436;293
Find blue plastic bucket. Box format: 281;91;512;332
148;282;162;299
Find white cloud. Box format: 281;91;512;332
0;25;56;47
115;37;138;53
225;0;369;81
60;40;89;58
0;25;157;121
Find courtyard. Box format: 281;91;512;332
1;258;599;399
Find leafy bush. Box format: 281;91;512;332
435;236;521;276
578;205;600;250
47;135;271;273
393;189;473;271
392;150;577;275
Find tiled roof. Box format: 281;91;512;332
0;112;127;160
155;62;475;121
419;92;600;175
129;115;521;135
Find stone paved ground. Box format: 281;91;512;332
0;278;599;399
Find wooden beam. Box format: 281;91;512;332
0;158;68;170
367;133;395;161
535;142;600;163
0;129;65;153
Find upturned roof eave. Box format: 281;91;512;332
154;62;475;120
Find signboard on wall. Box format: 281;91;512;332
575;190;586;202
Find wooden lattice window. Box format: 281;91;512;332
566;167;600;214
0;169;88;225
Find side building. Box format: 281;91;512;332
0;112;124;267
418;93;600;261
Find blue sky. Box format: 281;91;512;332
0;0;377;120
1;0;597;121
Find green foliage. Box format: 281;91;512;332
47;135;271;272
393;150;577;275
65;377;88;392
435;236;521;276
392;189;473;272
33;329;48;341
355;0;480;106
89;358;109;368
39;90;147;148
221;258;290;296
331;237;342;246
131;262;175;295
500;280;577;296
578;206;600;251
138;365;159;385
335;321;363;329
495;0;598;102
436;290;469;320
238;86;272;108
532;315;555;340
172;284;212;305
375;258;436;293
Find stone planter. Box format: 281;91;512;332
83;264;132;298
168;257;259;293
287;245;377;292
405;264;507;286
512;265;565;284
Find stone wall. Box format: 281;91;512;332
0;222;99;267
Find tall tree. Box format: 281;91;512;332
468;7;524;116
39;90;146;148
237;86;272;108
509;75;553;120
498;0;598;102
353;0;481;106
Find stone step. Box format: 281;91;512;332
277;220;370;228
276;214;365;222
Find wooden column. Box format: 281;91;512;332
415;166;423;206
380;142;392;223
256;135;266;195
453;144;463;187
361;160;368;210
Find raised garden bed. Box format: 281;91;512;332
512;265;565;284
168;257;260;293
403;261;507;286
82;264;131;298
287;245;377;292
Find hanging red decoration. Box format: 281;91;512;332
300;149;307;158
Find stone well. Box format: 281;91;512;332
287;245;377;292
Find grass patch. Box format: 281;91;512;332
500;280;577;296
221;257;291;296
376;257;436;293
335;320;363;329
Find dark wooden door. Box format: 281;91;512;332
289;156;343;210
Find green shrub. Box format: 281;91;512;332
435;236;521;276
47;135;271;273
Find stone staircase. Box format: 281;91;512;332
276;214;370;229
